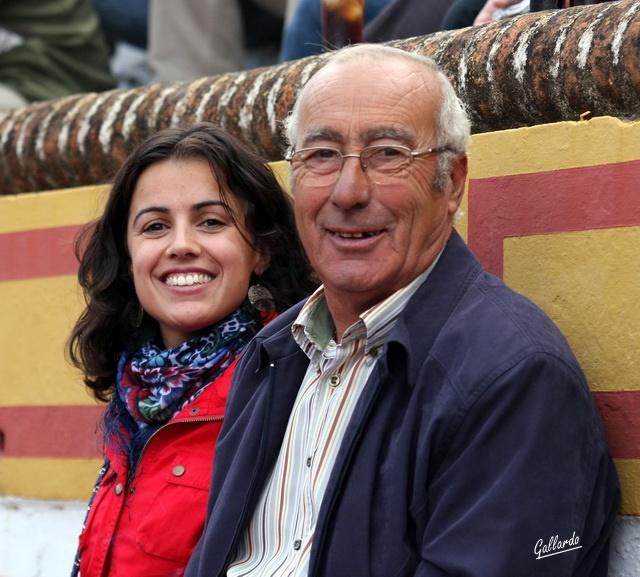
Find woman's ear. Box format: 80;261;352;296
253;249;271;276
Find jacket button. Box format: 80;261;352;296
114;483;124;495
189;406;200;416
172;465;186;477
329;375;341;387
293;539;301;550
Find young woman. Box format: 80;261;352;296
68;123;316;576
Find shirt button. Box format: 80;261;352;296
172;465;186;477
189;406;200;416
306;457;312;467
293;539;302;550
114;483;124;495
329;375;341;387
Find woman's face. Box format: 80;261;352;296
126;157;269;349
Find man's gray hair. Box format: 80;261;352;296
283;44;470;191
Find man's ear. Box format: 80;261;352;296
447;153;468;215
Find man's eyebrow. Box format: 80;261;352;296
300;128;415;147
362;127;413;144
301;129;343;146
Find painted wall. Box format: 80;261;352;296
0;117;638;575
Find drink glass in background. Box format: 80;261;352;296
321;0;365;50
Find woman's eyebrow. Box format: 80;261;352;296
132;206;168;226
192;200;227;211
132;200;230;225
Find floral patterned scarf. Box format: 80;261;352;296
116;305;259;429
100;304;263;484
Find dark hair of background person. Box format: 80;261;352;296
68;122;317;402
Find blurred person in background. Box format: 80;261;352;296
149;0;295;81
0;0;115;109
91;0;149;51
280;0;393;63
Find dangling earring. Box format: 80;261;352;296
133;302;144;328
248;281;275;312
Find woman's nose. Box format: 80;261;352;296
167;224;201;257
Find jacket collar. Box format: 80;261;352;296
387;230;483;386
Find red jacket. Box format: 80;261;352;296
77;359;237;577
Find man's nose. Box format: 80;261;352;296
329;156;372;209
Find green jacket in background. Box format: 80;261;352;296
0;0;115;103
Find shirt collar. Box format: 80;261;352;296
292;251;443;364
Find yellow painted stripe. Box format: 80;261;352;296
469;117;640;179
0;458;103;501
455;190;469;242
503;228;640;392
271;160;291;195
616;459;640;516
0;185;109;234
0;275;89;406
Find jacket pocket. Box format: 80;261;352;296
137;451;212;563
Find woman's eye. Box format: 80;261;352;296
202;218;225;228
142;222;166;233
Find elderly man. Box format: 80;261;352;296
186;44;619;577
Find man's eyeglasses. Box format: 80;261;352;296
285;144;453;186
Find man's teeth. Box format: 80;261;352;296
165;273;213;286
336;231;379;238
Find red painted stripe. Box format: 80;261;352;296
593;391;640;460
0;225;82;282
0;395;635;460
0;405;104;459
467;159;640;277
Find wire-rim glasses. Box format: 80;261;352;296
285;144;453;186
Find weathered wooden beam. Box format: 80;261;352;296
0;0;638;195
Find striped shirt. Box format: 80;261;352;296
227;258;440;577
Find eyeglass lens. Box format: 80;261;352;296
292;146;415;186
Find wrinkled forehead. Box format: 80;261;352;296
295;57;441;147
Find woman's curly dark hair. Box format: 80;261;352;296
68;122;317;402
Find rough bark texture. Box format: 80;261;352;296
0;0;638;195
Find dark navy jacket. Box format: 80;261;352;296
186;231;619;577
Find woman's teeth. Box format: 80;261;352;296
165;273;212;286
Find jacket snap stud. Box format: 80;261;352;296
114;483;124;495
173;465;186;477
